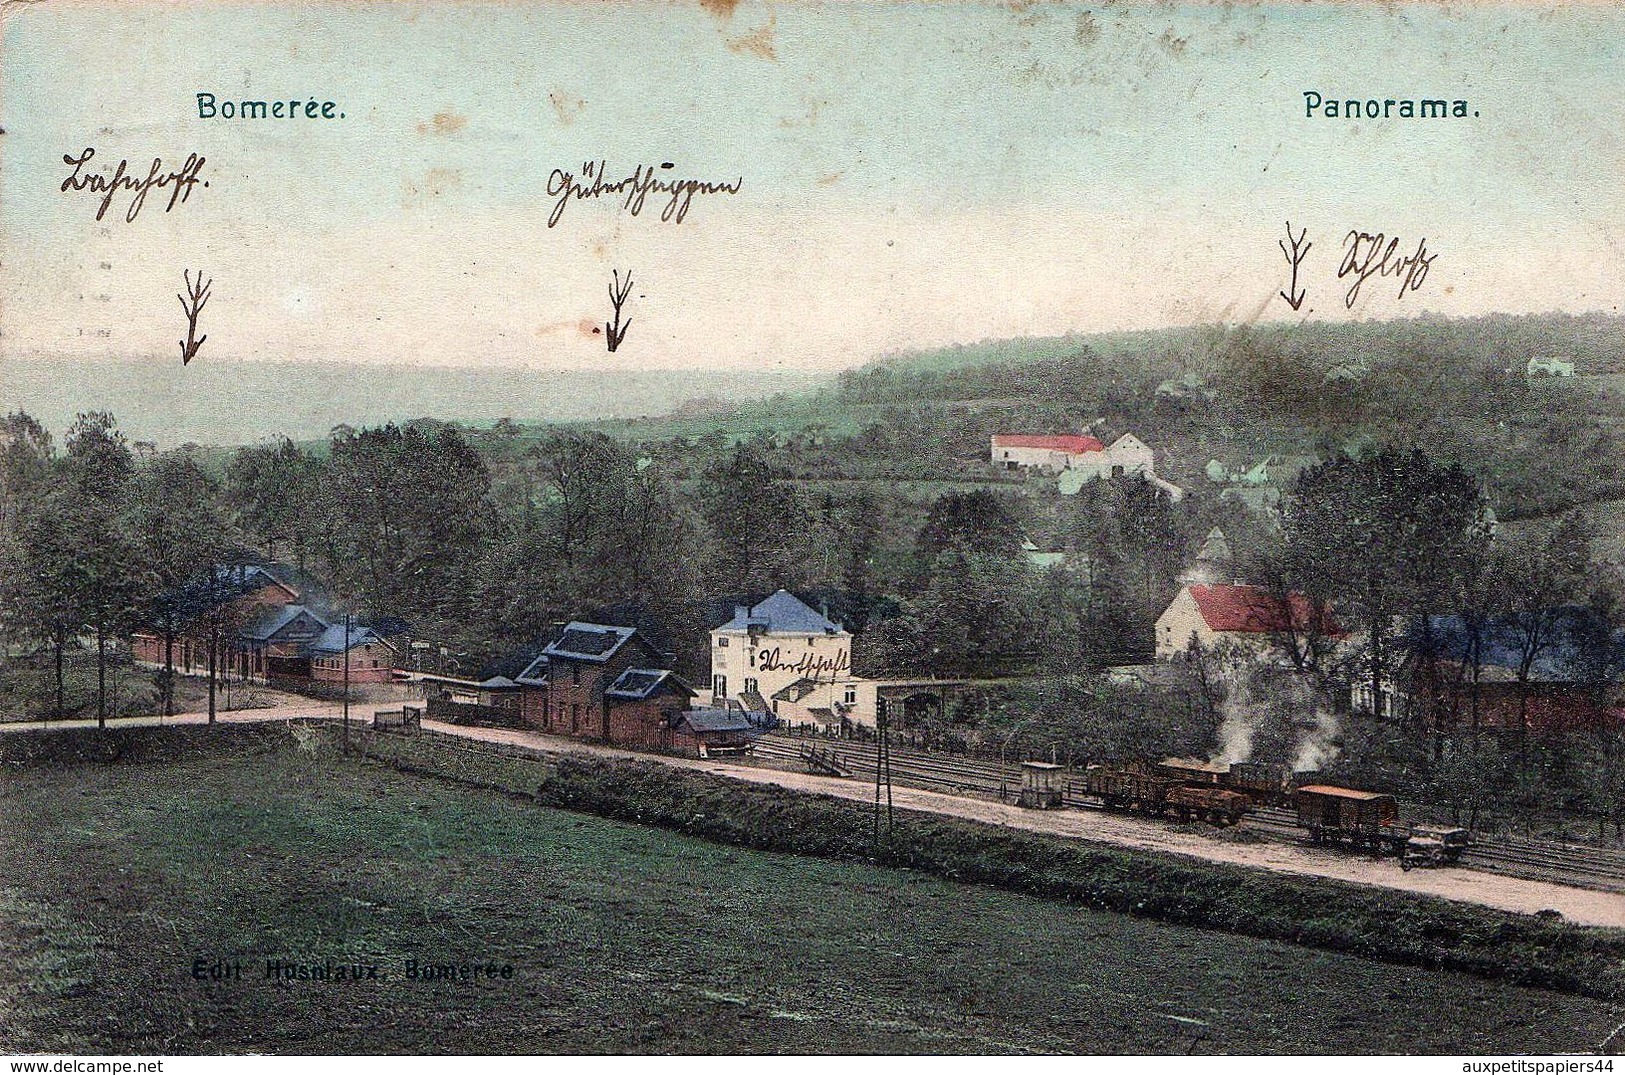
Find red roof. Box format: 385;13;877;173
992;434;1104;453
1188;584;1337;635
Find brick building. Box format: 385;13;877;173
603;668;698;751
309;624;399;684
516;622;670;739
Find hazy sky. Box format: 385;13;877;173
2;0;1621;372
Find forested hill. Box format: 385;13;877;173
802;311;1625;522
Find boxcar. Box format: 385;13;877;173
1295;785;1406;850
1154;757;1230;786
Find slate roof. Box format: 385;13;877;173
715;590;844;634
992;434;1104;454
1187;584;1337;635
606;668;695;701
675;707;757;735
240;604;329;642
309;623;392;655
149;564;299;623
543;622;641;663
514;654;551;686
771;678;821;703
1411;611;1625;683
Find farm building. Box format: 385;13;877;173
991;431;1156;480
989;433;1105;472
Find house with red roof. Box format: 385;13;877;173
990;433;1106;472
1155;583;1337;660
992;430;1178;498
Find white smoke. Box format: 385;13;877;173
1291;709;1341;773
1205;665;1343;772
1212;677;1259;765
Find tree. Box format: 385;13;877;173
61;412;142;726
314;423;491;628
699;447;802;594
1489;516;1593;739
129;453;232;715
1279;447;1493;737
225;438;318;567
0;411;54;541
913;489;1023;566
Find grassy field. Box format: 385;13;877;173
0;729;1619;1055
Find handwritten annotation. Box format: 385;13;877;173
1338;232;1436;309
546;161;742;227
59;148;207;224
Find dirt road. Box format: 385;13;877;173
7;708;1624;927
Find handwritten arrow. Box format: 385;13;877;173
1278;220;1311;312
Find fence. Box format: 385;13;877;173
425;697;528;730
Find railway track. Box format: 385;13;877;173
754;734;1625;895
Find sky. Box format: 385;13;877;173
1;0;1622;372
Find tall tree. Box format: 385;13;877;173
1279;447;1493;734
129;452;232;715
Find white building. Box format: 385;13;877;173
1154;583;1333;662
708;589;964;731
709;590;852;714
991;430;1181;500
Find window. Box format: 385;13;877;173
843;685;857;706
718;637;729;648
744;677;758;694
712;674;727;698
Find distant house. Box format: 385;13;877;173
990;433;1104;472
1527;355;1576;378
1176;528;1236;587
1021;538;1068;571
990;430;1183;500
1155;372;1216;402
1155;583;1336;661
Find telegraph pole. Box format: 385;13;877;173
873;700;894;859
342;612;351;756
